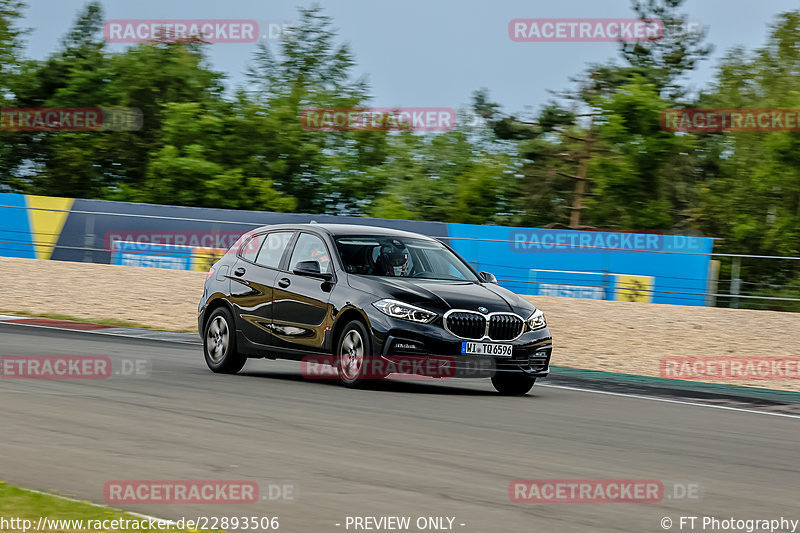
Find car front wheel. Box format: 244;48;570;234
204;307;247;374
335;320;376;387
491;372;536;395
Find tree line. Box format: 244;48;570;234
1;1;799;306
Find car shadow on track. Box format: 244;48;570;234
238;370;502;396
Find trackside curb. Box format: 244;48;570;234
545;365;800;405
0;315;201;345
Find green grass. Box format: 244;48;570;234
0;310;195;333
0;481;208;532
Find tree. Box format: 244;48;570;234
0;0;24;103
475;0;711;230
0;0;27;189
243;6;377;213
583;77;698;229
618;0;713;99
368;115;515;224
692;11;800;294
7;1;227;198
10;1;111;197
131;102;296;212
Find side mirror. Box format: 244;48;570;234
294;260;333;280
479;271;498;284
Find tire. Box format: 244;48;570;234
204;307;247;374
335;320;376;388
491;372;536;396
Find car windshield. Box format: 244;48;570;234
335;235;479;282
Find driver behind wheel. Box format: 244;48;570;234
375;242;408;276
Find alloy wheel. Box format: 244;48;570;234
339;329;364;380
206;316;229;364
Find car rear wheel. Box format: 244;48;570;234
335;320;376;387
491;372;535;395
204;307;247;374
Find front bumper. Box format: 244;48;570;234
367;311;553;378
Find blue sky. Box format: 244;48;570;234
19;0;800;114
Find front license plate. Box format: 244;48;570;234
461;341;512;357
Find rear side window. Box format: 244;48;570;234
239;233;265;262
255;232;294;268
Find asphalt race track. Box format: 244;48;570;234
1;322;799;533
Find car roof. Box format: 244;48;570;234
251;223;437;241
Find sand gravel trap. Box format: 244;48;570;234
0;257;206;332
1;257;799;392
522;295;800;391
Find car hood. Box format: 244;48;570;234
348;275;535;315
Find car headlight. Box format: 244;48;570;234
372;299;437;324
527;309;546;331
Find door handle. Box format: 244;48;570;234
278;278;291;288
234;267;246;277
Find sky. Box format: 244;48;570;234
17;0;800;115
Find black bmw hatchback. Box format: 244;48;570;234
198;224;552;395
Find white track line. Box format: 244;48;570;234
539;383;800;419
13;486;176;525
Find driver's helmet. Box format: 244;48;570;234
378;241;408;276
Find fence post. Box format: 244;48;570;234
730;256;741;309
706;259;720;307
602;268;612;301
83;214;95;263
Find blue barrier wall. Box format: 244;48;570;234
0;193;35;258
444;224;714;306
0;193;715;306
